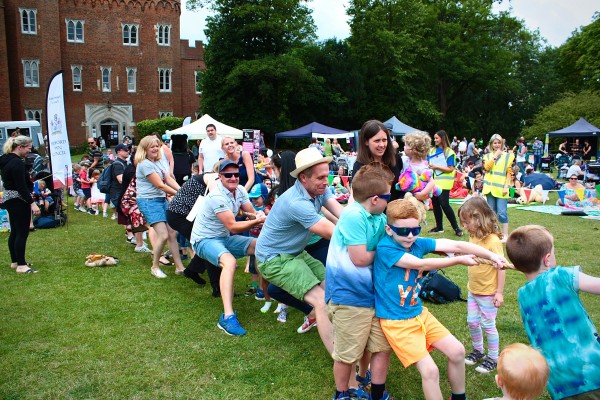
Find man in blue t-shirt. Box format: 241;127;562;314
325;163;394;400
374;199;506;400
256;148;343;355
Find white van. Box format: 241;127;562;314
0;120;42;154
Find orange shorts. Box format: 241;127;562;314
380;307;450;367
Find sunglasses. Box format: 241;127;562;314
368;193;392;202
221;172;240;179
388;225;421;237
569;177;578;180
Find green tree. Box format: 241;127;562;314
198;0;320;135
136;117;184;139
558;12;600;93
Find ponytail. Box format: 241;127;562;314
3;135;32;154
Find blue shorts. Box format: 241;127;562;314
82;188;91;199
193;235;254;267
137;197;168;226
76;189;85;197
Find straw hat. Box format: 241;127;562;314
290;148;333;178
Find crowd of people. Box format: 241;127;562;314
2;120;600;400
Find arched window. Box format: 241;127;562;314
20;9;37;34
101;67;111;92
72;65;82;91
23;59;40;87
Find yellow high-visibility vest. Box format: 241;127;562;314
482;152;514;198
428;147;456;190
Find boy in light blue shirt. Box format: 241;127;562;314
507;225;600;400
325;163;395;400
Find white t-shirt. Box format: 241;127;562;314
199;135;224;173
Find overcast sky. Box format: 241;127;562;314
180;0;598;48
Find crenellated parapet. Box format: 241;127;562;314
60;0;181;13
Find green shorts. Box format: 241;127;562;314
258;251;325;301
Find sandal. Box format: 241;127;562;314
11;262;32;270
159;256;173;266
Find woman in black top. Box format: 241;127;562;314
351;119;403;200
0;136;40;273
166;173;222;294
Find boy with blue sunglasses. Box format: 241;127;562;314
374;199;507;400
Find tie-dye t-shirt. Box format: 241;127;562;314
518;266;600;399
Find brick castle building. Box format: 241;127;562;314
0;0;204;146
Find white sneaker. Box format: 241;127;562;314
135;245;152;253
151;268;167;278
273;303;285;314
277;307;288;323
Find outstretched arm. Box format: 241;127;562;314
395;252;479;271
435;239;508;269
579;272;600;295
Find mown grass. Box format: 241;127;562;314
1;192;599;399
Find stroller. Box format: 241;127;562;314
539;156;553;173
335;155;349;176
32;170;67;228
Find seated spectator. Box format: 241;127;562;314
566;159;584;180
522;166;557;190
556;174;590;207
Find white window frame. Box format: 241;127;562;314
101;66;112;92
159;111;173;118
66;19;85;43
20;8;37;34
126;67;137;93
122;23;139;46
194;70;202;94
22;59;40;87
157;24;171;46
25;109;43;124
158;68;172;93
71;65;82;91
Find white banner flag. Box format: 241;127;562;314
46;71;72;188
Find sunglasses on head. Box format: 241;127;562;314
387;225;421;237
368;193;391;202
221;172;240;179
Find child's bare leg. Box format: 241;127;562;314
415;355;442;400
334;361;353;392
433;334;466;395
370;351;390;385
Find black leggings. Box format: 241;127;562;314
432;189;459;231
4;200;31;265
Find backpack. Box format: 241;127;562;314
419;270;466;304
96;164;113;194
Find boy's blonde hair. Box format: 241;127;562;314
91;169;101;177
458;197;502;240
352;162;394;203
386;199;421;222
72;163;81;172
134;135;162;165
403;131;431;160
506;225;553;274
497;343;549;400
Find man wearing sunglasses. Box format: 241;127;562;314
190;159;266;336
373;199;508;400
256;147;344;355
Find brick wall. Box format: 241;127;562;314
0;0;11;120
180;39;204;119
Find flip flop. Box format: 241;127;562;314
17;268;38;274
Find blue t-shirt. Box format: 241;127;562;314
374;235;436;320
255;179;333;262
325;202;387;308
518;266;600;399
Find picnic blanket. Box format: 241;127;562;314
516;204;600;220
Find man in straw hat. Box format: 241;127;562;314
256;147;343;354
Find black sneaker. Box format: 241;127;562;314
455;229;464;237
475;356;497;374
465;349;485;365
429;227;444;233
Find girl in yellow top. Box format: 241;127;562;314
458;197;506;375
482;134;514;240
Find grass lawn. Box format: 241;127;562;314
1;192;599;399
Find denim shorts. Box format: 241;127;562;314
137;197;168;226
76;189;85;197
193;235;254;267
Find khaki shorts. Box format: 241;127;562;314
258;251;325;301
328;303;392;364
380;307;450;367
